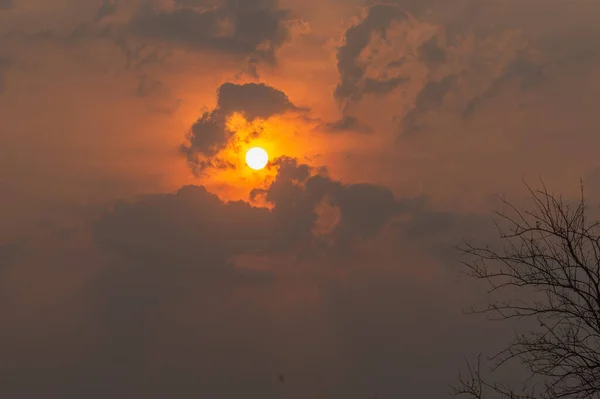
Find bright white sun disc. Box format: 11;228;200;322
245;147;269;170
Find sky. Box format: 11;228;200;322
1;0;600;398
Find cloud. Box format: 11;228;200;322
70;154;497;399
181;82;300;169
330;0;600;140
334;3;407;103
94;185;270;269
363;75;409;96
401;74;457;135
323;115;373;134
217;81;299;120
418;35;446;65
462;53;545;119
95;157;405;261
332;2;477;136
129;0;291;63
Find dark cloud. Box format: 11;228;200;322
334;1;600;135
96;157;405;263
129;0;290;63
400;74;457;135
386;57;406;68
462;54;544;119
323;115;373;134
182;82;299;167
217;81;298;120
334;1;584;134
363;76;408;96
90;158;427;364
333;3;463;135
418;35;446;65
94;185;272;260
335;4;407;102
415;75;457;110
255;157;405;247
0;152;497;399
185;113;229;158
66;156;488;399
89;161;405;397
334;0;446;104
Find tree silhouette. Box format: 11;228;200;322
451;182;600;399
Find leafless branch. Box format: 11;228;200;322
452;181;600;399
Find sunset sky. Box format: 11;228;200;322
1;0;600;397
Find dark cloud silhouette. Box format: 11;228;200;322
414;75;457;110
386;57;406;68
0;157;497;399
462;54;544;119
255;157;407;246
335;4;407;102
418;35;446;65
94;185;271;263
67;156;489;399
181;82;299;167
96;157;404;262
323;116;373;134
217;82;298;120
400;74;457;135
362;76;409;96
129;0;290;63
332;1;569;134
334;0;445;104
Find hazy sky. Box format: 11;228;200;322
1;0;600;398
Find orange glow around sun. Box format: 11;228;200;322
193;110;364;205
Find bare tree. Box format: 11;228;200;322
451;182;600;399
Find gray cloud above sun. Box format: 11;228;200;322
181;82;299;170
129;0;290;62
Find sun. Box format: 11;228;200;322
245;147;269;170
